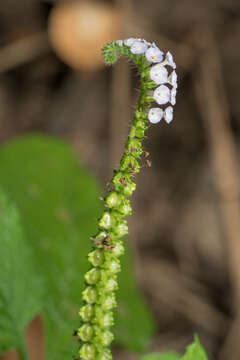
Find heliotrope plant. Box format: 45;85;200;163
76;38;178;360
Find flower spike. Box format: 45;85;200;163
76;38;178;360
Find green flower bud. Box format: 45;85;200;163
99;212;116;230
100;312;114;328
99;271;118;291
129;126;136;138
112;242;124;257
111;171;131;190
119;200;132;216
82;286;98;304
120;154;130;170
96;349;112;360
141;67;150;78
79;304;94;321
122;181;136;196
85;268;101;285
109;260;121;274
135;127;145;138
114;220;128;237
96;330;114;347
105;191;122;208
101;294;117;311
96;231;108;239
104;258;121;274
104;278;118;292
94;307;114;328
126;138;142;151
79;344;96;360
145;81;156;89
144;96;154;102
78;324;94;342
134;118;146;129
88;249;105;267
130;150;142;159
120;154;139;171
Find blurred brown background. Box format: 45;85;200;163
0;0;240;359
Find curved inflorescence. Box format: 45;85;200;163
76;38;177;360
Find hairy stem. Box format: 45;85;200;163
77;41;158;360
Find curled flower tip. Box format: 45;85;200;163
130;40;148;54
164;106;174;123
153;85;171;105
148;108;163;124
145;45;163;63
150;64;168;85
166;51;176;69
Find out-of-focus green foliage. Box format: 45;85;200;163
181;335;208;360
0;134;155;359
0;191;43;355
141;351;180;360
141;335;208;360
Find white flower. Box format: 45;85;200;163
143;39;151;46
165;51;176;69
164;106;174;123
124;38;137;46
150;64;168;85
130;40;148;54
145;46;163;63
148;108;163;124
153;85;170;105
116;40;123;46
168;70;177;87
170;87;177;105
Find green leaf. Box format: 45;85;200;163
0;191;43;355
181;335;208;360
0;134;155;359
141;351;180;360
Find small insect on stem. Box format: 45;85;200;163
90;236;103;247
106;182;114;189
129;167;136;176
104;244;116;251
119;177;127;186
146;159;152;167
102;235;110;245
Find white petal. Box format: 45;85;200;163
170;88;177;105
148;108;163;124
164;106;174;123
143;39;151;46
150;64;168;84
145;47;163;63
130;40;148;54
124;38;136;46
153;85;170;105
168;70;178;87
166;51;176;69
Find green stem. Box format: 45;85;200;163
76;41;154;360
